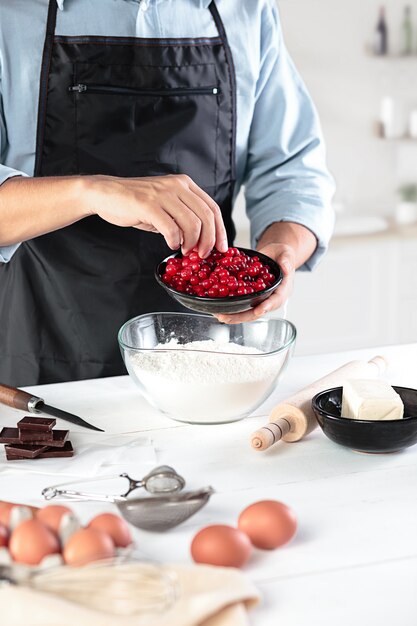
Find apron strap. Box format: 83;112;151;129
208;2;227;42
34;0;58;175
46;0;58;36
208;1;237;182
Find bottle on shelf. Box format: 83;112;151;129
374;6;388;56
401;6;413;55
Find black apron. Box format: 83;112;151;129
0;0;237;386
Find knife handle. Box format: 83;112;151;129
0;384;40;411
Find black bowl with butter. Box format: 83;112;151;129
312;386;417;453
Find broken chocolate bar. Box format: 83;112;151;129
17;416;56;431
19;429;52;442
25;430;69;448
0;428;22;444
5;444;49;459
38;441;74;458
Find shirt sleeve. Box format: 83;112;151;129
244;1;335;271
0;58;26;263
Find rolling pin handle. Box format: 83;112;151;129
250;417;292;451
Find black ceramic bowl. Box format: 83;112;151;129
312;386;417;454
155;247;283;315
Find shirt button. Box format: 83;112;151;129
140;1;148;11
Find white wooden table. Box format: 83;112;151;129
1;343;417;625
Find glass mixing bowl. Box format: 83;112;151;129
118;312;296;424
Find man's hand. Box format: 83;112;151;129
86;174;228;258
0;174;228;259
215;221;317;325
215;243;295;324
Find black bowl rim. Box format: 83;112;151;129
312;385;417;424
118;310;297;355
155;247;283;303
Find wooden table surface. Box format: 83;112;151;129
0;343;416;625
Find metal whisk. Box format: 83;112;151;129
0;560;178;616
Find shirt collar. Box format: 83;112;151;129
56;0;212;9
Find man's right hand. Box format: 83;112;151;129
0;174;227;259
85;174;228;258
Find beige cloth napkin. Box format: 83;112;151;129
0;564;260;626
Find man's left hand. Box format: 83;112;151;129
215;243;295;324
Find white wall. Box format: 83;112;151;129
233;1;417;354
278;0;417;216
234;0;417;239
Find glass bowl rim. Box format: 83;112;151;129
118;311;297;357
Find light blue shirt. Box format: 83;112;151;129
0;0;335;268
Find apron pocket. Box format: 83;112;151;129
72;63;220;187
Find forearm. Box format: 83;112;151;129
0;176;91;246
257;221;317;269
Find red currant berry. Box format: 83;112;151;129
180;269;193;280
165;264;178;276
218;285;229;297
208;286;219;298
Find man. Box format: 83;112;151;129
0;0;334;386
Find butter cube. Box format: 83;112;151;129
341;379;404;421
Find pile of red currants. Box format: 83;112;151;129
161;248;277;298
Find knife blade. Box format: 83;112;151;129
0;383;104;432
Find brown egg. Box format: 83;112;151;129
0;503;15;529
36;505;73;533
0;502;35;530
0;522;8;547
63;528;115;566
9;519;60;565
191;524;252;568
238;500;297;550
88;513;132;548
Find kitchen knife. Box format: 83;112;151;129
0;383;104;432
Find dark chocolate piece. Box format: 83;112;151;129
0;427;22;444
38;441;74;458
5;443;49;459
21;430;69;447
17;416;56;431
19;429;52;442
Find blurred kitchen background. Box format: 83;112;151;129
234;0;417;355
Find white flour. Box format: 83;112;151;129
126;339;286;424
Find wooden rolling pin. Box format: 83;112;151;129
250;356;387;451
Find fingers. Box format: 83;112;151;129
93;173;227;256
177;189;216;258
215;285;288;325
215;244;295;325
188;179;228;253
140;209;182;250
163;195;202;254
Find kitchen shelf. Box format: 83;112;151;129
367;53;417;61
379;137;417;143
